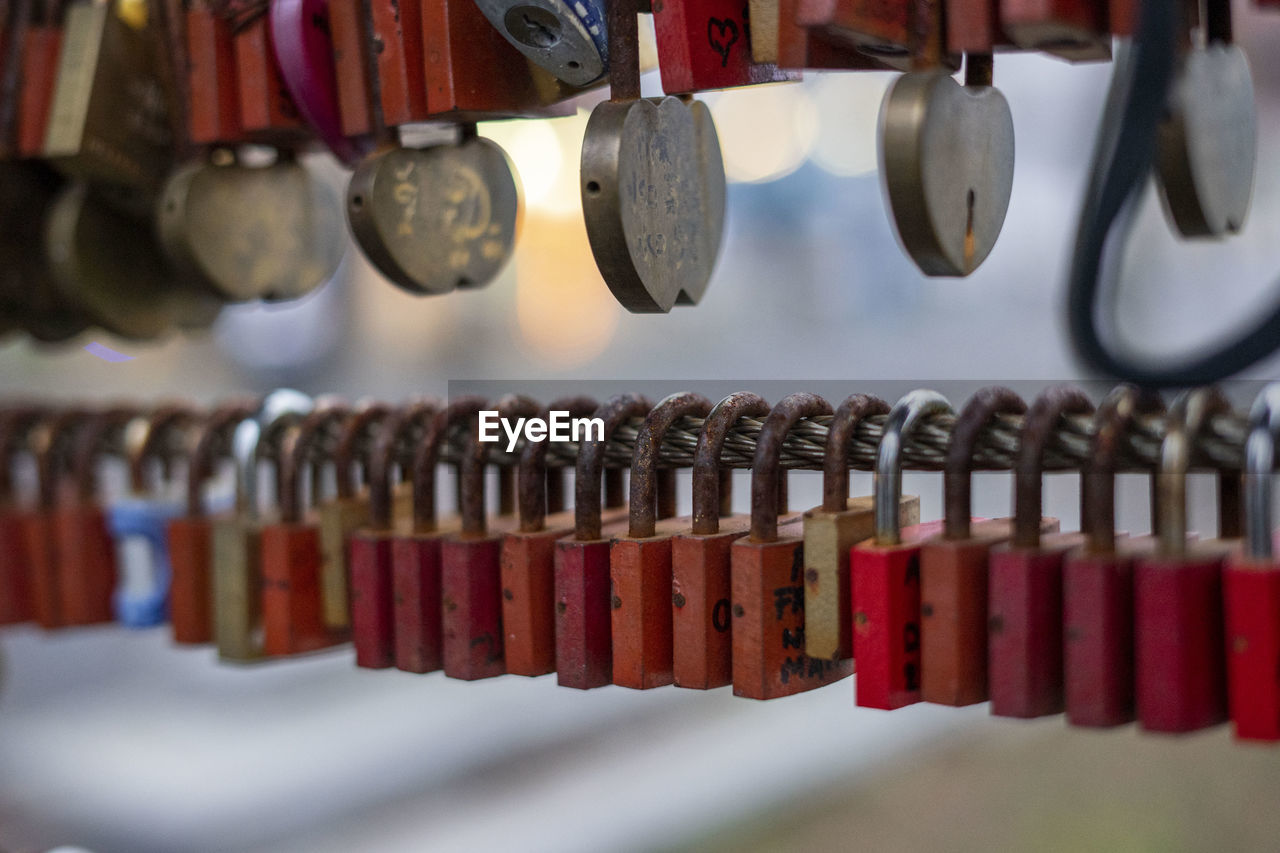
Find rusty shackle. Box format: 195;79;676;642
574;394;651;541
1012;386;1095;549
751;393;832;542
823;394;890;514
944;387;1026;541
692;392;769;536
518;396;597;534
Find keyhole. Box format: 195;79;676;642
963;187;976;270
505;5;563;49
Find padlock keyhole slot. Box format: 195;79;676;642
963;187;975;268
506;5;564;49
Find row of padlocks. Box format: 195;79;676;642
2;384;1280;741
0;0;1261;341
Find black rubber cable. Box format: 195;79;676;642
1066;0;1280;387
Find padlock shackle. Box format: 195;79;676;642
70;406;141;504
1157;386;1238;556
460;394;540;536
231;389;315;521
0;406;48;506
692;392;768;536
126;404;199;495
185;400;259;518
1243;385;1280;560
943;386;1025;540
823;394;890;514
1081;385;1165;554
606;0;640;101
575;394;650;541
278;406;352;524
1012;386;1094;549
518;396;597;533
752;393;832;543
333;403;394;500
628;392;711;538
411;396;485;533
366;400;440;531
875;390;951;546
31;409;93;511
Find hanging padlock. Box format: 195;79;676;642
473;0;607;88
556;394;651;689
987;386;1089;718
851;390;952;710
580;0;725;313
232;2;305;142
0;406;46;625
213;389;314;662
1063;385;1164;727
804;394;920;664
918;386;1027;707
1224;384;1280;741
652;0;796;94
167;400;258;644
327;0;375;136
391;397;482;673
795;0;948;70
611;393;712;689
16;0;65;157
183;0;241;145
1135;387;1239;733
732;393;853;699
771;0;894;67
349;401;438;668
998;0;1110;59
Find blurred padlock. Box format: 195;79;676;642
998;0;1110;59
327;0;375;136
234;6;305;142
796;0;947;70
0;406;46;625
16;0;66;157
183;0;242;145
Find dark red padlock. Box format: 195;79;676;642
652;0;797;94
732;393;853;700
1224;385;1280;741
987;386;1090;719
672;392;763;690
1063;385;1164;728
851;390;953;710
1136;388;1238;734
186;0;244;145
919;386;1026;707
349;401;439;669
0;406;46;625
391;397;482;673
555;394;651;690
16;0;64;157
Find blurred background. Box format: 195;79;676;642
4;5;1280;849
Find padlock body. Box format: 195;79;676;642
653;0;797;94
555;538;613;689
501;526;569;676
21;512;61;628
261;523;334;655
212;517;263;661
234;18;302;135
1000;0;1111;59
318;497;367;631
1222;558;1280;741
0;510;33;624
851;540;924;709
611;535;676;689
329;0;375;136
441;535;507;680
186;7;242;144
919;536;998;706
1063;546;1138;727
350;532;396;668
370;0;427;125
391;532;446;673
18;26;63;157
54;503;116;626
167;516;214;643
671;527;742;689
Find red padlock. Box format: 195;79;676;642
732;393;853;700
945;0;1010;54
16;0;64;156
329;0;376;136
919;386;1026;707
672;392;765;690
186;0;243;144
0;406;46;625
1063;385;1164;728
349;401;439;669
234;11;304;139
556;394;651;690
167;401;258;644
851;390;953;710
1224;385;1280;741
391;397;482;673
652;0;797;94
368;0;426;125
1135;388;1238;734
987;386;1090;719
795;0;950;71
611;392;713;689
440;395;540;680
998;0;1110;59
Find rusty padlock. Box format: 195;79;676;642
919;386;1027;707
556;394;651;689
0;406;46;625
349;401;438;669
1224;384;1280;741
986;386;1088;719
804;394;920;664
1135;388;1239;734
167;400;258;645
391;397;482;673
1063;385;1164;728
851;390;952;710
440;395;540;680
611;392;713;689
732;393;853;699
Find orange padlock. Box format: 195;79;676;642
556;394;651;690
185;0;244;144
732;393;853;700
233;10;304;140
0;406;46;625
368;0;426;125
329;0;376;136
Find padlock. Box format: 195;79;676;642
1063;385;1164;727
328;0;375;136
233;9;304;141
259;405;352;656
804;394;920;663
987;386;1088;718
580;0;725;313
556;394;651;689
184;0;242;145
610;392;712;689
795;0;947;70
918;386;1026;707
851;390;953;710
0;406;46;625
1135;387;1239;734
439;395;540;680
998;0;1110;59
213;389;314;662
391;397;483;673
1224;385;1280;741
16;0;64;157
349;401;438;668
944;0;1008;55
732;393;853;699
1154;0;1254;239
109;406;197;628
652;0;797;94
167;400;258;644
364;0;423;127
501;397;607;677
473;0;607;88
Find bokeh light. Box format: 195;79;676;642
808;71;897;178
703;82;819;183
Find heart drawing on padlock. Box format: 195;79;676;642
880;70;1015;277
707;18;739;66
